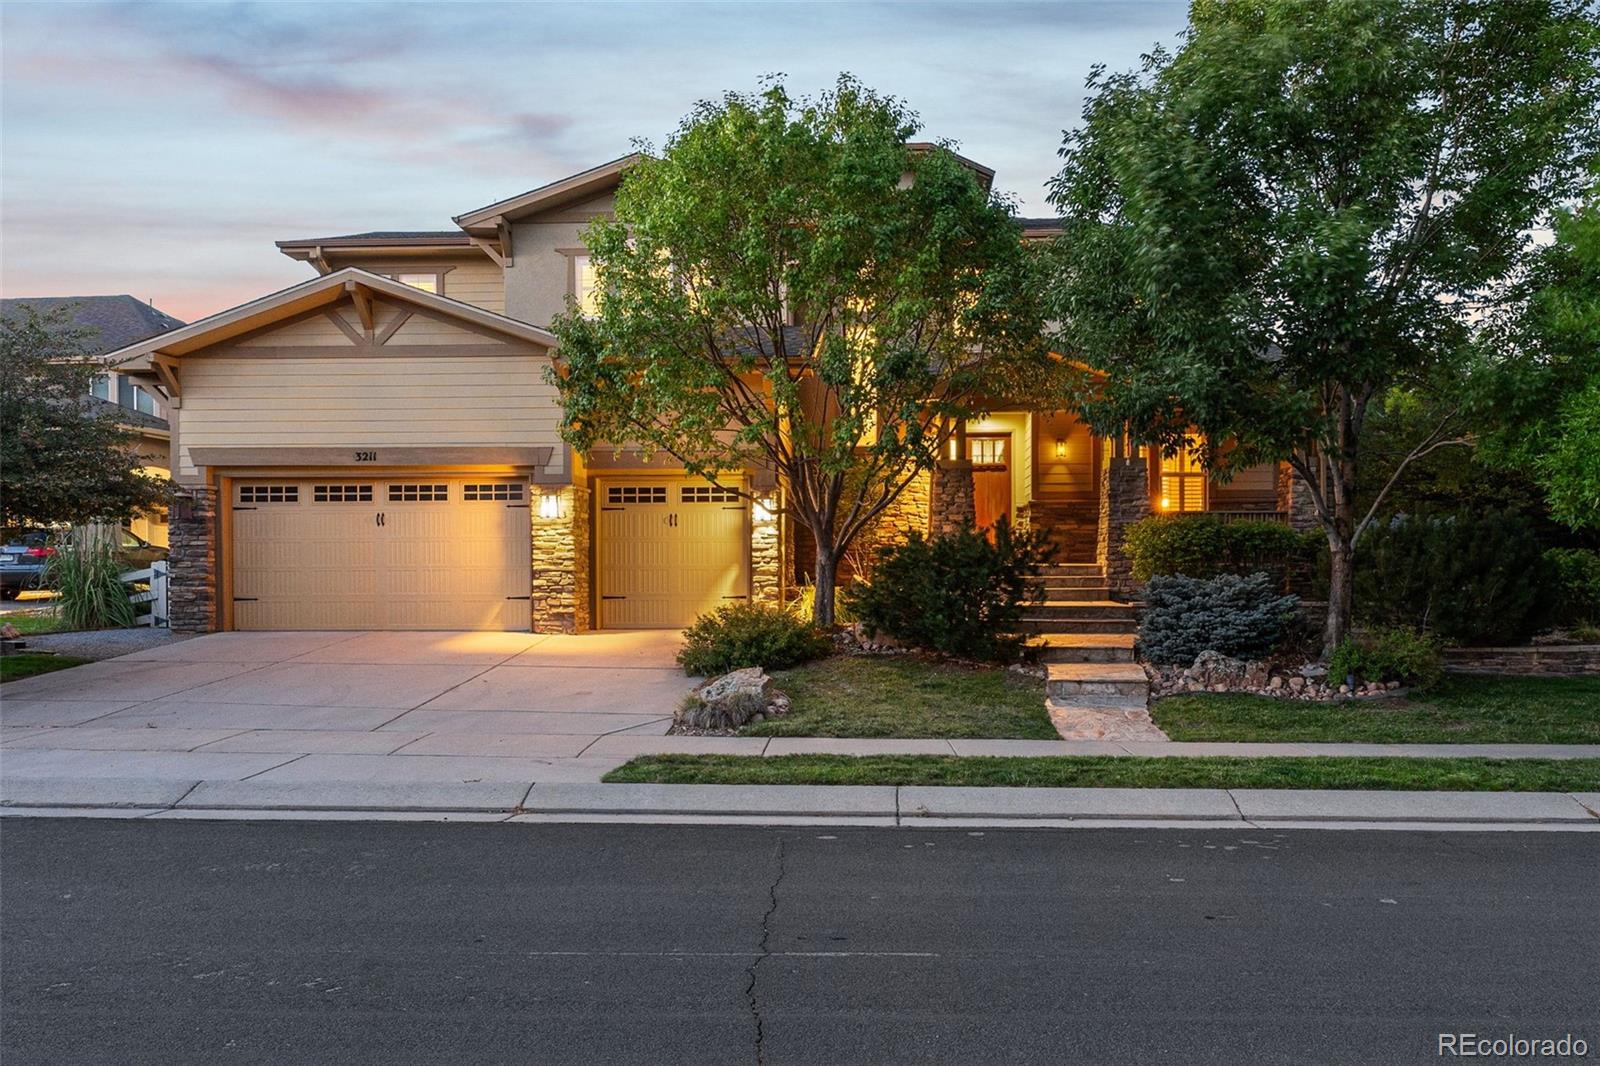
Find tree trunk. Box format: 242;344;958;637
812;543;838;627
1323;533;1354;659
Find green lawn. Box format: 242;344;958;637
0;653;90;684
745;656;1056;740
1152;675;1600;744
604;754;1600;792
2;609;65;636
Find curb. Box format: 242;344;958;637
2;779;1597;829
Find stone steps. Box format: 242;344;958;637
1027;600;1138;620
1026;633;1137;664
1019;616;1139;635
1045;661;1150;704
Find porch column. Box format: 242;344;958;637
1276;463;1321;533
930;422;975;537
1097;430;1151;597
168;486;218;634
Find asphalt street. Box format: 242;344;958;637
2;819;1596;1065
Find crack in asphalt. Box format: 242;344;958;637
745;837;787;1065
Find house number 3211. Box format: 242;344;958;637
354;451;378;462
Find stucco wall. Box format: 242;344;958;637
503;192;616;328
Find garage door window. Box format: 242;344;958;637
388;483;448;502
239;485;298;504
606;485;667;505
680;485;741;504
463;483;524;501
313;484;374;503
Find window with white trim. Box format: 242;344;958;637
571;253;601;317
239;485;299;504
130;384;158;415
606;485;667;505
463;483;524;501
392;273;439;294
313;484;373;503
91;373;115;401
680;485;740;504
1159;440;1207;512
388;483;448;502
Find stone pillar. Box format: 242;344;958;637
750;491;782;605
1097;441;1150;597
929;459;975;537
531;484;589;633
1276;463;1320;533
168;486;217;634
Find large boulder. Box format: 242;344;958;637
677;667;774;731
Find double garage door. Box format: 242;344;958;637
597;478;750;629
230;476;531;631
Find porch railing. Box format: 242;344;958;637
121;560;169;628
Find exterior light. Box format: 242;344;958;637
752;496;775;522
1160;496;1171;510
539;491;563;519
1054;437;1067;459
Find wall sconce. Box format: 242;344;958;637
752;496;775;522
1054;437;1067;459
538;491;564;519
1159;496;1172;511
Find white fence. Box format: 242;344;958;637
120;560;169;628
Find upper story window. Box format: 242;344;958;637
90;373;115;401
392;273;439;294
130;384;159;416
571;253;601;317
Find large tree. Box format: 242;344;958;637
1048;0;1600;654
550;77;1050;624
1;304;170;530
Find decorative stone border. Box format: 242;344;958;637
1444;645;1600;677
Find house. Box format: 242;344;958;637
0;295;184;547
102;152;1313;635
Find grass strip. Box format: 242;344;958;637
0;653;91;684
603;754;1600;792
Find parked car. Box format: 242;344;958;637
0;528;167;599
0;529;53;599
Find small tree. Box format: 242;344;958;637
551;77;1050;624
1048;0;1600;654
1;305;170;530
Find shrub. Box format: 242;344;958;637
1138;572;1300;665
41;533;134;631
787;579;857;626
677;603;832;676
1355;510;1552;645
844;518;1049;662
1123;514;1315;583
1328;626;1444;691
1545;548;1600;626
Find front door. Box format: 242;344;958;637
969;434;1012;536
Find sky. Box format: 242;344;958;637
0;1;1188;322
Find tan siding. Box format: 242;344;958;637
177;352;559;478
329;256;506;314
386;313;504;346
1034;411;1097;499
237;311;352;347
1210;460;1279;510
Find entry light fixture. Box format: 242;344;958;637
1159;496;1172;510
1054;437;1067;459
539;491;564;519
752;496;776;522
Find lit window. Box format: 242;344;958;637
1159;439;1207;512
968;437;1008;467
572;254;601;316
131;384;158;416
393;273;439;293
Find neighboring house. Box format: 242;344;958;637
1;295;184;547
103;151;1313;636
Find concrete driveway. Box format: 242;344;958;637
1;630;700;784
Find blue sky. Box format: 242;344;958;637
1;1;1187;321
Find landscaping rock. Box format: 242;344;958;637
676;667;774;731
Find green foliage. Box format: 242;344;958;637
1048;0;1600;650
1122;514;1315;583
787;580;857;626
548;75;1054;623
1355;511;1552;645
1138;572;1300;665
1328;626;1444;691
676;603;833;676
1545;547;1600;626
845;519;1049;662
42;534;135;631
0;304;170;529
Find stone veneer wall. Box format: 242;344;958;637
168;486;218;634
532;484;590;633
789;470;933;585
1276;464;1321;532
751;492;782;604
929;460;975;537
1444;645;1600;677
1097;454;1150;596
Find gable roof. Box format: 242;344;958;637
1;295;185;356
102;268;558;369
454;153;642;232
275;231;473;250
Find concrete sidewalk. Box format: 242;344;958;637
2;777;1596;831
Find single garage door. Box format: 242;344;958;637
230;477;531;630
597;478;749;629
